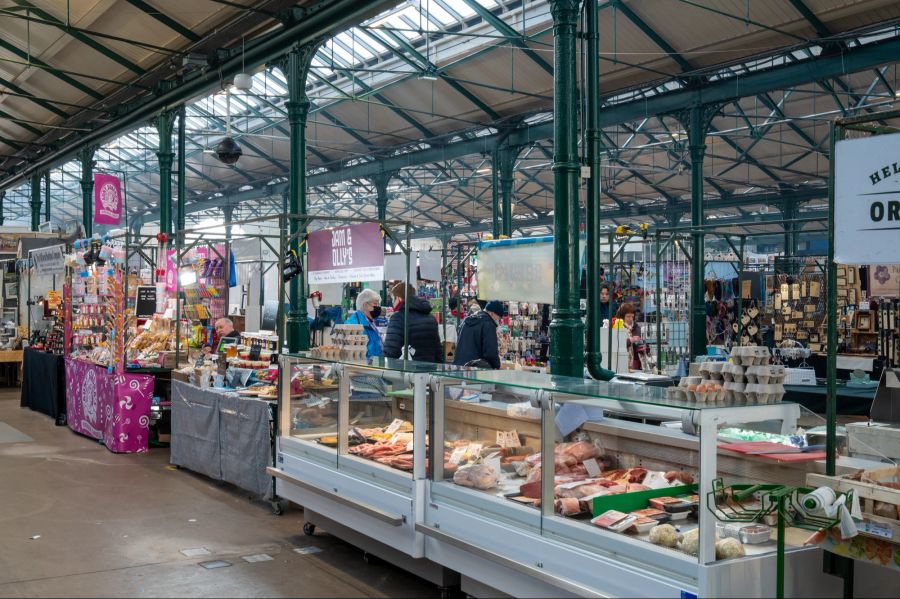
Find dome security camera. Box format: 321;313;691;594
215;137;243;165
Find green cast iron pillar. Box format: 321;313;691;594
156;110;176;237
498;145;521;238
490;148;501;238
44;171;50;223
677;104;717;359
30;172;42;231
283;41;322;352
549;0;584;378
0;190;5;226
782;200;798;258
177;105;187;233
79;146;96;236
372;170;395;304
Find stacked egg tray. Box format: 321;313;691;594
331;324;368;361
668;346;786;404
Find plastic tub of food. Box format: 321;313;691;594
631;508;670;523
738;524;772;544
631;517;658;534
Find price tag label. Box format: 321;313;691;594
583;458;602;477
485;452;502;474
862;520;892;540
448;447;466;465
496;430;521;448
406;441;414;452
384;418;406;435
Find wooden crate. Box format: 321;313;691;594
808;467;900;541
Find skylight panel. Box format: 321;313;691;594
425;1;456;25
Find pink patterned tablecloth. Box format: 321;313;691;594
65;358;155;453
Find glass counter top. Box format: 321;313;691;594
284;353;790;411
285;352;464;374
439;368;788;411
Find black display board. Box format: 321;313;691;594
136;286;157;318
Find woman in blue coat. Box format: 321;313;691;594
344;288;383;358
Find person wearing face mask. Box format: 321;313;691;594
453;300;503;369
345;288;383;358
383;282;444;362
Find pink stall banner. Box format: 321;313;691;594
65;358;154;453
307;222;384;284
93;173;123;225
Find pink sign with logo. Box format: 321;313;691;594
307;222;384;284
93;173;123;225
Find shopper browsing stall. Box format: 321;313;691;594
383;283;443;362
615;302;644;370
599;283;613;322
453;300;503;369
345;288;383;358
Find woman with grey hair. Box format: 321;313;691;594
345;288;383;358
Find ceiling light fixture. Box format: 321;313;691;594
418;67;438;81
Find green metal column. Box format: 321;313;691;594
491;148;500;238
549;0;584;378
177;105;187;233
156;110;176;237
584;0;614;381
0;190;5;226
684;104;712;359
826;125;841;476
44;171;50;223
79;146;96;236
373;170;394;304
499;146;519;237
30;172;42;231
284;42;321;352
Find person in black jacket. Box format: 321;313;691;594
383;282;444;363
452;300;503;369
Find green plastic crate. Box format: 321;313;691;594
591;484;698;516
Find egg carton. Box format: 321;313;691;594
721;363;748;383
698;361;726;381
669;382;726;402
340;347;367;361
724;381;746;402
337;334;368;347
745;365;787;385
729;345;771;366
743;383;785;404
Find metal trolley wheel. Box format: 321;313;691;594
270;498;287;516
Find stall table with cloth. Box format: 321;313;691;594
64;358;155;453
169;380;281;511
20;348;65;424
0;349;23;386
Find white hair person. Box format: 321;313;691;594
356;288;381;313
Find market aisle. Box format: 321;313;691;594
0;390;437;598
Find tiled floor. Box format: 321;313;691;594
0;390;438;598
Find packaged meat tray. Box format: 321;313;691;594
591;509;631;530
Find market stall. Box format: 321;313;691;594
271;351;896;597
170;378;280;506
19;346;65;423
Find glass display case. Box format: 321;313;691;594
421;368;842;598
273;357;868;598
272;354;459;590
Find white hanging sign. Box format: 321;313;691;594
835;133;900;264
30;244;66;276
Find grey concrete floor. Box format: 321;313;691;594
0;390;439;598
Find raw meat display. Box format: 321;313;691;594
556;441;598;462
555;497;582;516
664;470;695;485
453;464;499;490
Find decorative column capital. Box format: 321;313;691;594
549;0;581;26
